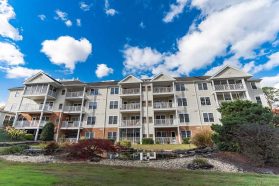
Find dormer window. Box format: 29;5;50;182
251;82;257;89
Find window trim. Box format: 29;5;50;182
179;113;190;123
177;98;187;106
203;113;214;122
200;97;211;106
108;116;118;124
109;101;118;109
87;116;96;125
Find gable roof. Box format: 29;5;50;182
210;65;252;79
150;73;176;82
24;71;61;85
118;75;143;84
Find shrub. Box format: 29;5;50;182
24;134;33;140
40;122;55;141
119;140;131;148
5;127;26;140
142;138;154;144
0;144;29;155
182;137;191;144
236;123;279;166
3;120;13;128
191;129;213;148
44;142;60;155
66;139;116;160
187;158;214;170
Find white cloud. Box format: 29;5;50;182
0;42;24;66
3;66;41;79
41;36;92;72
38;14;46;21
104;0;118;16
124;0;279;77
261;74;279;89
0;0;22;40
55;9;72;27
123;46;164;75
76;19;81;27
163;0;188;23
252;52;279;73
139;21;145;29
79;1;92;11
65;20;72;27
95;64;113;78
0;102;5;108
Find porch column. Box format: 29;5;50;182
241;78;251;100
35;84;50;141
177;127;181;144
55;88;67;142
76;86;86;142
140;83;143;144
13;86;26;127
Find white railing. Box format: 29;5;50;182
19;104;53;112
120;137;140;144
153;87;173;93
48;90;57;97
122;88;140;95
14;120;47;128
153;102;174;109
63;106;82;112
61;121;80;128
155;137;177;144
59;138;77;143
121;103;140;110
154;119;175;126
24;88;56;98
66;91;84;98
214;84;244;91
120;120;140;127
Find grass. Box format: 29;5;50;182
132;144;195;151
0;159;278;186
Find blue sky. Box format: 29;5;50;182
0;0;279;105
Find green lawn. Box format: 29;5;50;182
132;144;195;151
0;160;278;186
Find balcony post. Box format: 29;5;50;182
76;86;86;142
241;78;251;100
56;88;67;142
177;126;181;144
173;81;178;125
35;84;50;141
13;86;26;127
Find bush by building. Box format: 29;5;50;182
191;129;213;148
40;122;55;141
142;138;154;144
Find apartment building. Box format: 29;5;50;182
3;65;268;144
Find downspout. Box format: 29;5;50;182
103;86;109;138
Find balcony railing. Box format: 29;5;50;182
155;137;177;144
63;106;82;112
19;104;53;112
154;119;175;126
66;91;84;98
122;88;140;95
153;87;173;93
121;103;140;110
153;102;174;109
14;120;47;128
119;137;140;144
120;120;140;127
61;121;80;128
214;84;244;91
24;89;57;97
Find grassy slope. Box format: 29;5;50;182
132;144;195;151
0;160;278;186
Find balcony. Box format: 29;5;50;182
214;84;244;91
60;121;80;129
120;120;141;127
63;106;83;113
14;120;47;129
19;104;53;113
24;89;57;99
154;119;176;127
155;137;177;144
153;87;173;94
65;91;84;99
121;88;140;95
120;103;140;112
153;102;175;111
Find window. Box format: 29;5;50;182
109;101;118;109
85;132;94;139
255;96;262;104
90;88;99;95
87;116;96;125
198;83;208;90
203;113;214;122
147;86;151;91
110;87;119;94
179;114;189;123
61;90;65;95
109;116;118;124
200;97;211;105
149;117;153;123
88;102;97;109
15;91;20;97
59;104;63;110
181;131;191;139
142;117;146;123
177;98;187;106
176;84;186;91
148;101;152;107
108;132;117;140
142;101;146;107
142;86;146;91
251;82;257;89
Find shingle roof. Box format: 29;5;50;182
8;86;24;91
174;76;211;81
